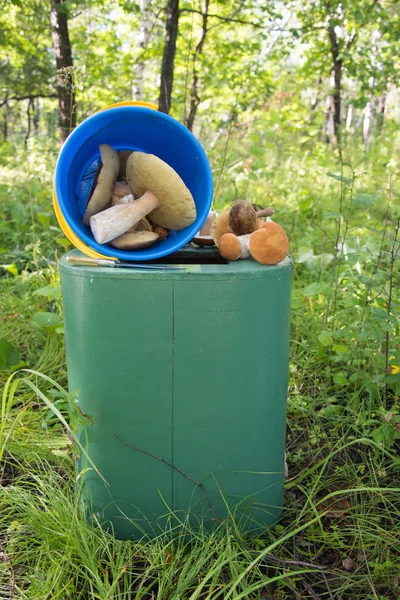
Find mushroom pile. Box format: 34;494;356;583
211;200;289;265
83;144;197;250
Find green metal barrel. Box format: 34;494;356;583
59;250;293;539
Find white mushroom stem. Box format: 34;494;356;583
90;191;160;244
236;234;251;258
218;232;251;261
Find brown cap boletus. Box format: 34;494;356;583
250;220;289;265
90;152;197;245
83;144;119;225
229;201;274;236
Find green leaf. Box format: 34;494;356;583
322;211;342;219
355;224;379;233
0;339;21;370
1;263;19;276
37;213;51;227
303;283;332;296
333;372;348;386
56;237;71;249
333;344;349;354
31;312;63;329
353;193;376;207
33;286;62;300
318;330;333;347
326;172;353;185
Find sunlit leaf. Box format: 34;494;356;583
1;263;19;276
33;286;62;300
31;312;63;329
318;330;333;346
326;172;353;185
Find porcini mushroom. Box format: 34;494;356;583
110;230;159;250
218;219;289;265
136;217;154;232
153;226;168;240
251;220;289;265
229;201;274;236
89;152;196;245
218;233;251;261
83;144;119;225
117;150;133;180
110;194;154;233
212;209;234;246
193;210;216;246
111;181;132;205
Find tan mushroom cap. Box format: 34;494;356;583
110;230;159;250
212;209;234;246
126;152;196;230
83;144;119;225
250;221;289;265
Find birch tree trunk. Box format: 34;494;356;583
185;0;209;132
50;0;76;145
158;0;179;114
363;97;374;149
376;93;386;133
3;96;8;141
132;0;151;100
328;25;342;147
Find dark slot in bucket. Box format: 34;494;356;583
147;246;227;265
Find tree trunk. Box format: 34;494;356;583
33;97;40;133
345;103;353;131
185;0;209;132
376;93;386;133
50;0;76;145
322;94;334;144
158;0;179;114
25;97;33;146
363;97;374;149
3;96;8;141
328;25;342;147
132;0;151;100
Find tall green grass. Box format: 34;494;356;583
1;125;399;598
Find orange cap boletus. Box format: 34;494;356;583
218;232;251;261
249;220;289;265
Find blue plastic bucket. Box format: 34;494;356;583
54;105;213;261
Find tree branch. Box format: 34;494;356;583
179;8;265;29
0;94;57;108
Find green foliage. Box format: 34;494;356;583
0;0;400;595
0;338;20;370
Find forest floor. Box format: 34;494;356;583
0;132;399;599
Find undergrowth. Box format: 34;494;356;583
1;128;400;598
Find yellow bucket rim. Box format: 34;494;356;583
53;100;158;260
